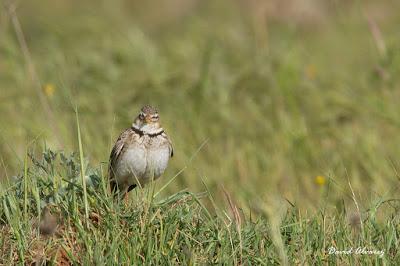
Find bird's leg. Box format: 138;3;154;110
124;191;129;206
124;184;137;206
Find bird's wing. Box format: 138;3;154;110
163;131;174;158
109;127;134;179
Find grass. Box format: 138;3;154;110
0;0;400;264
0;149;398;264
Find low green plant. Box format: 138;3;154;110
0;149;398;264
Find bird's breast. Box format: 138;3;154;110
116;145;147;182
145;145;171;179
116;136;171;186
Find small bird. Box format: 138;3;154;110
109;105;173;197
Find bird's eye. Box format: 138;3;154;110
139;113;145;120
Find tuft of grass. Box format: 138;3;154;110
0;149;398;264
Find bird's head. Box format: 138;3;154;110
132;105;162;134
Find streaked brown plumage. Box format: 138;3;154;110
109;105;173;197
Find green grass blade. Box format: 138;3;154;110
75;108;89;223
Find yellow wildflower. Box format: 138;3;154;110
315;175;326;186
305;64;317;80
43;83;55;98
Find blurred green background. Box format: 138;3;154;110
1;0;400;212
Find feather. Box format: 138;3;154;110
109;128;134;180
